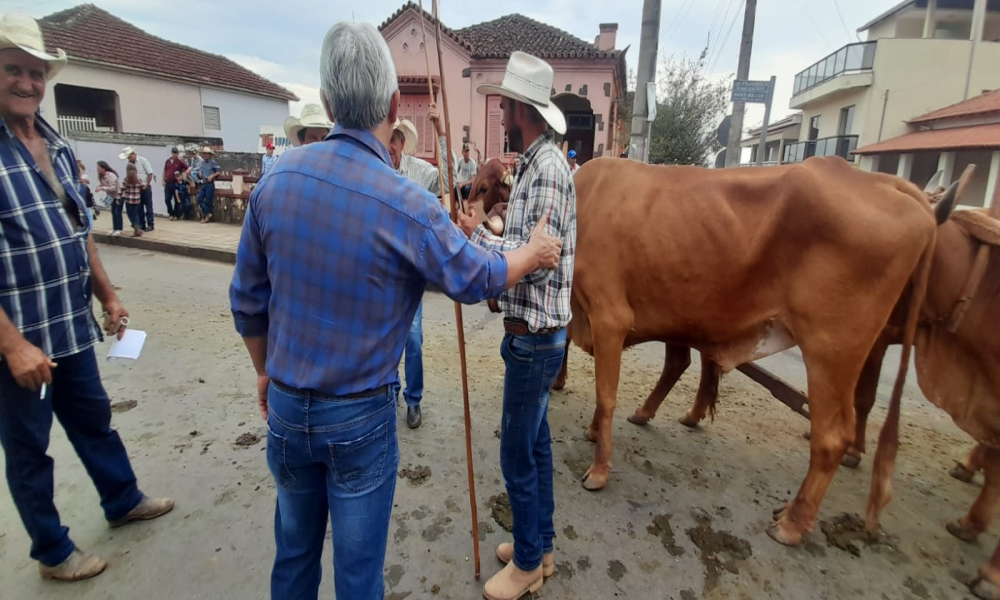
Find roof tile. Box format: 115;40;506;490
40;4;297;102
909;88;1000;124
854;123;1000;154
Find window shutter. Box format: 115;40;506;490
486;96;503;160
203;106;221;130
399;94;435;159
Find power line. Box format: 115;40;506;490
709;0;745;73
831;0;856;43
659;0;697;51
662;0;698;48
706;0;728;45
707;0;737;58
799;2;832;48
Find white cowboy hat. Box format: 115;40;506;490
477;51;566;135
0;12;67;79
200;146;215;155
392;119;419;156
118;146;136;160
283;103;333;147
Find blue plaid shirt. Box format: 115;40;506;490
0;115;101;360
230;125;508;396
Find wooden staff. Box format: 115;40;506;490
417;0;481;579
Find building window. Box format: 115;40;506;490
838;105;855;136
808;116;820;141
487;95;508;160
397;94;436;159
203;106;221;130
54;84;119;134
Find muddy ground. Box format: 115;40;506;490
0;247;991;599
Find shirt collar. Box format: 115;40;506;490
326;124;393;168
517;132;553;176
0;113;68;151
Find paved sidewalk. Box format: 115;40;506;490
92;216;241;264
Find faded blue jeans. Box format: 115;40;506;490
0;347;144;567
402;301;423;407
499;329;566;571
266;380;399;600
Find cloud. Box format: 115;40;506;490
282;83;323;115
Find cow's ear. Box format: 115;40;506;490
499;185;510;204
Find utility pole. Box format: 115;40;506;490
724;0;758;167
629;0;661;163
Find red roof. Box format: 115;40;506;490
40;4;297;102
854;123;1000;155
909;88;1000;124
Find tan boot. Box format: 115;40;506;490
108;496;174;529
496;542;555;577
483;560;543;600
39;549;107;582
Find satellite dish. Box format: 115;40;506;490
717;116;732;147
714;149;726;169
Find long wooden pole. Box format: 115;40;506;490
418;0;481;579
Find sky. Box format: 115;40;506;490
9;0;904;132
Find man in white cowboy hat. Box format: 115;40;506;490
388;103;457;429
0;11;173;582
230;21;562;600
194;146;220;222
118;145;154;231
283;103;334;147
457;50;577;600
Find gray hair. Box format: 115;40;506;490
319;21;398;131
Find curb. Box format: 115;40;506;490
92;232;236;265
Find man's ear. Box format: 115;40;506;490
387;90;401;126
321;92;334;123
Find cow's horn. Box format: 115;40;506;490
502;169;513;188
934;181;959;225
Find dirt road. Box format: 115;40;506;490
0;247;989;599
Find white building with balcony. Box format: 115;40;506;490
780;0;1000;190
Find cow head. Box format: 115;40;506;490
467;159;512;235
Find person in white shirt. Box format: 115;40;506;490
567;149;580;172
456;144;479;200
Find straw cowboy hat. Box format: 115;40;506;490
477;51;566;135
200;146;215;155
392;119;419;156
283;103;333;147
0;12;67;79
118;146;136;160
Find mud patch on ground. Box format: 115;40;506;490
819;513;904;561
902;576;929;599
111;399;138;413
386;564;405;589
686;516;753;590
488;493;513;532
421;516;453;542
557;561;575;580
393;517;411;544
233;431;261;447
577;556;592;572
679;590;697;600
647;514;685;557
607;559;627;582
385;593;411;600
563;525;578;540
398;465;432;486
478;520;495;541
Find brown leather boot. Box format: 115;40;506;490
496;542;555;577
39;549;107;581
108;496;174;529
483;560;543;600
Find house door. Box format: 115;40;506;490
563;113;595;163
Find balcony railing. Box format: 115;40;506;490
782;135;859;164
56;115;116;136
792;42;876;96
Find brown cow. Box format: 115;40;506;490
465;158;511;235
567;155;942;547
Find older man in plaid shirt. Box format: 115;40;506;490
0;12;172;583
229;23;563;600
458;51;576;600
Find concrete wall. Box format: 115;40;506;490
954;150;993;206
895;18;925;39
198;87;289;154
865;18;898;41
911;151;943;189
68;139;176;216
43;63;203;136
797;87;868;141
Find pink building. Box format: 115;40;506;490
379;2;629;166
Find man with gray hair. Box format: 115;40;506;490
229;20;563;600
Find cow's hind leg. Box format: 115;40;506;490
843;337;888;469
947;446;1000;543
582;321;628;491
971;541;1000;600
951;443;986;484
552;342;570;391
770;354;857;546
627;344;691;426
678;356;721;428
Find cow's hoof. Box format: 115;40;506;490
551;377;566;391
767;518;803;546
584;426;598;443
627;412;652;426
678;414;701;428
951;462;977;484
947;520;981;543
841;453;862;469
971;575;1000;600
772;503;790;521
582;466;608;491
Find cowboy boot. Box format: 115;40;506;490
496;542;555;577
483;561;543;600
39;549;107;582
108;496;174;529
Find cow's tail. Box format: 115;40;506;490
865;234;935;534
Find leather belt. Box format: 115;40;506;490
273;380;390;400
503;317;562;337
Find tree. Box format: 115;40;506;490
647;48;731;166
614;69;636;154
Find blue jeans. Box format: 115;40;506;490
499;329;566;571
198;182;215;216
126;202;142;229
403;301;423;407
0;347;144;566
139;186;153;228
266;380;399;600
111;198;124;231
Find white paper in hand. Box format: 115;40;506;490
108;329;146;360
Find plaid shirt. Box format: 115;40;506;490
0;115;102;360
470;133;576;331
230;125;508;396
120;181;143;204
